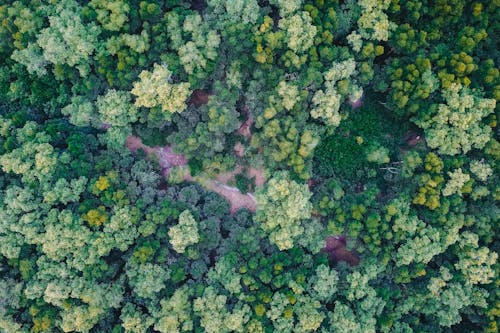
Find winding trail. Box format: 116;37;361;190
126;135;265;214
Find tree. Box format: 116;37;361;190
207;253;242;295
269;0;302;17
454;232;498;285
193;287;251;333
442;168;470;197
276;80;301;111
415;83;495;155
308;264;339;302
154;286;193;333
206;0;261;28
280;11;317;54
310;59;363;126
120;303;154;333
168;210;200;254
11;43;49;77
89;0;130;31
36;0;101;77
126;262;170;299
61;96;96;127
469;160;493;182
162;11;221;84
96;89;138;127
366;145;390;164
255;171;312;250
294;296;326;332
131;63;191;117
347;0;394;52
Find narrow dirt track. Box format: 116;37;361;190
126;135;265;214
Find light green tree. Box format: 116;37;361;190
327;302;363;333
269;0;302;17
310;59;363;126
416;83;496;155
131;63;191;116
61;96;96;127
0;121;58;183
347;0;394;52
59;305;107;333
255;171;312;250
89;0;130;31
207;254;242;295
308;264;339;302
395;226;442;267
279;11;316;54
126;262;170;299
455;232;498;285
120;303;154;333
442;168;470;197
36;0;101;76
276;80;301;111
266;292;294;332
154;286;193;333
366;145;390;164
420;282;488;327
469;160;493;181
11;43;49;76
294;296;326;332
193;287;250;333
206;0;261;28
96;89;138;127
105;30;150;55
168;210;200;254
175;13;221;78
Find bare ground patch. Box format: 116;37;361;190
126;135;265;214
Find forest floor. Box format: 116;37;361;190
126;135;265;214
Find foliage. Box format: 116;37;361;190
0;0;498;332
415;83;496;155
255;171;312;250
168;210;200;254
36;0;101;77
131;63;191;119
314;99;406;179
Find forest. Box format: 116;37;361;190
0;0;498;332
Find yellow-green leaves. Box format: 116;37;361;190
310;59;362;126
36;0;100;77
168;210;199;254
255;171;312;250
442;168;470;197
349;0;394;50
455;232;498;285
279;12;317;54
131;63;191;115
277;81;301;111
96;89;138;127
89;0;130;31
417;83;496;155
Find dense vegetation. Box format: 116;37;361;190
0;0;498;332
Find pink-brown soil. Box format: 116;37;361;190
126;135;265;214
237;106;253;139
322;236;360;266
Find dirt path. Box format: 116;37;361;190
126;135;265;214
207;182;258;214
215;165;265;187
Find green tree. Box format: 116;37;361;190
36;0;101;77
415;83;495;155
255;171;312;250
131;63;191;118
168;210;200;254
